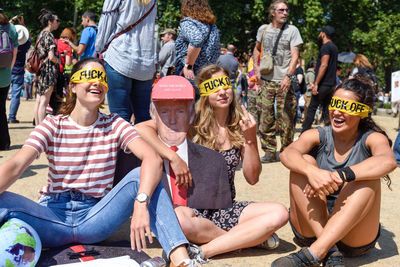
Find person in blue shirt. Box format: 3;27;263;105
64;10;97;59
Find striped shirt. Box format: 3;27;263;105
24;113;140;198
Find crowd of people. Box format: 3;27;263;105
0;0;398;266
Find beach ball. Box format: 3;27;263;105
0;218;42;267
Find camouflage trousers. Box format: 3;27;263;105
257;80;296;155
247;90;258;125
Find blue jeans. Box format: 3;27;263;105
105;62;152;123
0;168;187;256
8;72;24;121
394;130;400;163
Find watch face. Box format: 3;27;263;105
137;193;148;202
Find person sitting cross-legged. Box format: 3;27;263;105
133;72;289;263
272;79;397;267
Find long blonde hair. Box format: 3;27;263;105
353;54;373;69
191;65;244;150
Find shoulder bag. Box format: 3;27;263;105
26;33;46;74
259;24;285;75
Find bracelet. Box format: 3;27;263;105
336;169;345;182
342;167;356;182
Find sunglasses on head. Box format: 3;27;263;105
276;8;289;13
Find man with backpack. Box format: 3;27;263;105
64;10;97;59
8;19;31;124
0;8;18;150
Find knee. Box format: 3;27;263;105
175;210;196;237
264;203;289;230
273;203;289;228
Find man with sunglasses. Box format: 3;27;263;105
253;0;303;163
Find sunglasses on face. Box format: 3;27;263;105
276;8;289;13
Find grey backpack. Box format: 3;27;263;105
0;24;14;68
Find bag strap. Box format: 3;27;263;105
260;24;269;55
101;0;156;54
272;23;285;57
34;32;46;49
200;24;212;47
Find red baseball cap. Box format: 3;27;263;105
151;75;195;101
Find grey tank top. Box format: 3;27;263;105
312;126;373;211
314;125;373;171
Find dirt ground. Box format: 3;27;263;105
2;99;399;266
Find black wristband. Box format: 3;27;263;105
342;167;356;182
336;169;345;182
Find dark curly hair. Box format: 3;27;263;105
335;78;392;188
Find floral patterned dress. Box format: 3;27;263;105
193;147;252;231
34;30;59;95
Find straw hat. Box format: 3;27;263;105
15;25;29;45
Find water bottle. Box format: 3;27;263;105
140;257;167;267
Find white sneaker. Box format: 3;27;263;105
178;259;202;267
187;243;210;264
256;233;280;250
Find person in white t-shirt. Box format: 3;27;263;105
0;57;198;267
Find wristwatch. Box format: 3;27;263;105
286;74;295;81
135;192;149;205
184;63;193;70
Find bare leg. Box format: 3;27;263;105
174;206;226;244
310;180;381;259
289;155;329;239
34;96;40;126
201;202;289;258
169;245;192;267
35;87;53;125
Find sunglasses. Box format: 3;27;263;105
276;8;289;13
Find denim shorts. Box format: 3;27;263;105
289;217;380;257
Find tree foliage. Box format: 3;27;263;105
1;0;399;90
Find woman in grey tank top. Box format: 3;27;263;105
272;79;396;267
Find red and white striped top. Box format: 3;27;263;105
24;113;140;198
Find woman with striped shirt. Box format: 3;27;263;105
0;57;198;267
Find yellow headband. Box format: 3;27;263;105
199;75;232;96
70;67;108;90
329;96;371;117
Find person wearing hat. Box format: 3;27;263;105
301;25;338;133
0;8;18;150
8;20;31;124
158;28;177;77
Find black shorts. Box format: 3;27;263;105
289;217;380;257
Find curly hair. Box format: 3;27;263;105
181;0;216;25
335;78;392;188
57;57;105;116
191;64;243;150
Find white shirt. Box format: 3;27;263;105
160;138;188;194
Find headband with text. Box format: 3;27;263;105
199;75;232;96
70;67;108;90
329;96;371;117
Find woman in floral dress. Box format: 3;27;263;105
34;9;60;125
